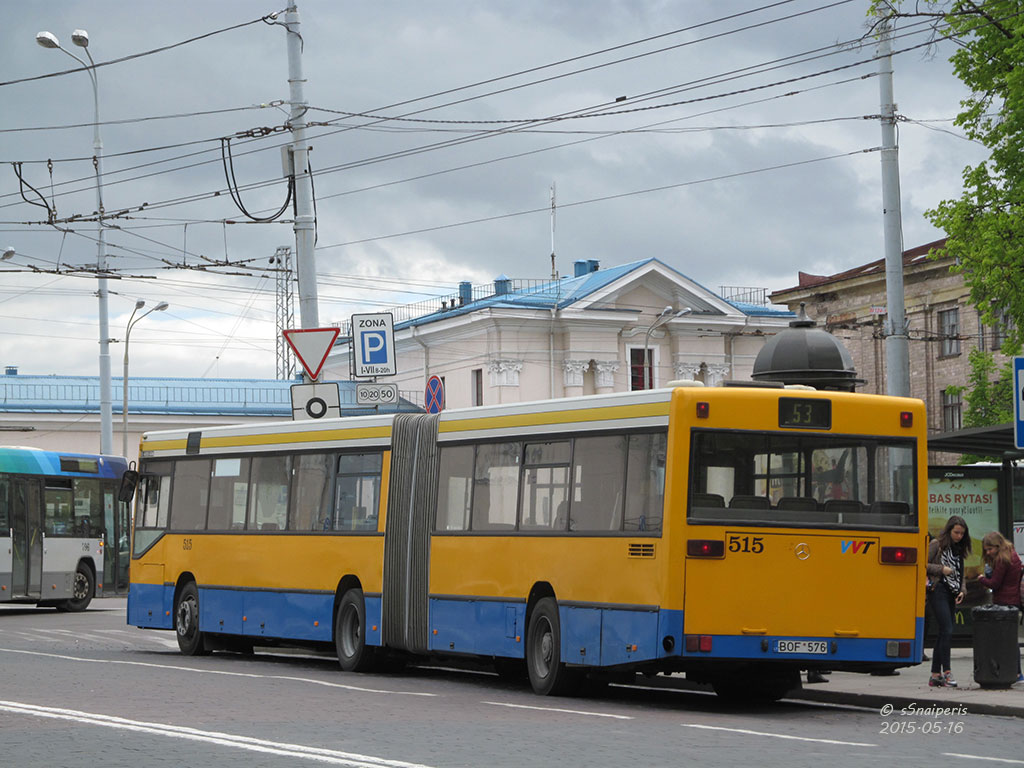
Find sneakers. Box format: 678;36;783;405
928;675;945;687
943;671;958;688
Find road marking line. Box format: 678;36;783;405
484;701;633;719
681;723;876;747
944;755;1024;765
0;648;435;696
0;700;433;768
13;632;62;643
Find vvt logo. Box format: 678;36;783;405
361;331;388;363
841;540;875;554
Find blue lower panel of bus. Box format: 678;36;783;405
129;583;383;647
127;582;173;629
680;617;924;664
428;598;685;667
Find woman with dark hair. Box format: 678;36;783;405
926;515;971;687
978;530;1023;682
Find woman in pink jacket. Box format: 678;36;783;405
978;531;1023;683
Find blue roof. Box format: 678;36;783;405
391;258;793;330
0;375;421;417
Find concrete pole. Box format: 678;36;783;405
285;4;320;331
878;21;910;398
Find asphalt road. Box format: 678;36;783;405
1;598;1020;768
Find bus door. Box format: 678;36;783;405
10;477;43;598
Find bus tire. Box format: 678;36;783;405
335;588;376;672
57;563;94;612
526;597;578;696
175;582;210;656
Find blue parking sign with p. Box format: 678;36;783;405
362;331;388;363
351;312;396;377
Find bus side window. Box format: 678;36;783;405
249;455;291;532
0;477;8;531
436;445;473;531
571;435;627;532
290;454;331;532
169;459;212;531
334;452;382;532
44;480;74;536
624;432;667;533
208;457;250;531
133;461;172;556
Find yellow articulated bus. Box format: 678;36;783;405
128;382;926;701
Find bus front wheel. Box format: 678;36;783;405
335;588;376;672
526;597;579;696
57;563;94;612
175;582;210;656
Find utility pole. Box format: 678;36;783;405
878;21;910;398
285;4;320;331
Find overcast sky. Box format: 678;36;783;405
0;1;985;380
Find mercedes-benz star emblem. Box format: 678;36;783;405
795;543;811;560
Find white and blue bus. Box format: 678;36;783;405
0;447;133;610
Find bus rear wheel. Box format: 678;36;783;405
526;597;579;696
56;563;94;613
175;582;210;656
335;588;376;672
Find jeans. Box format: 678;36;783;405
927;583;955;674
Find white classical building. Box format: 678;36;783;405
325;259;795;409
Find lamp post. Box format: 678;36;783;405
122;300;168;458
643;306;691;390
37;28;114;454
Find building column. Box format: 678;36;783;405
563;359;588;398
487;359;523;387
594;360;619;393
673;361;702;382
705;363;730;386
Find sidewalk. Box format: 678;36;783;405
790;648;1024;718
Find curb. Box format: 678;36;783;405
790;687;1024;719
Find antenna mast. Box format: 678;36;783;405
550;181;557;279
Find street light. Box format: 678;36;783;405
37;27;114;455
2;247;14;261
122;300;168;457
643;306;692;390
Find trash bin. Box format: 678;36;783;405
971;604;1021;689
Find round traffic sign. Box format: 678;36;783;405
425;375;445;414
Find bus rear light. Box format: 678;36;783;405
880;546;917;564
684;635;713;653
900;411;913;427
686;539;724;557
886;641;912;658
696;401;710;418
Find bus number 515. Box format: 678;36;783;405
728;535;764;554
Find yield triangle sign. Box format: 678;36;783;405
283;327;340;381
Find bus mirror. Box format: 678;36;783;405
118;469;140;503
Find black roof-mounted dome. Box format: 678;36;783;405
751;304;864;391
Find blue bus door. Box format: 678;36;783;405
10;478;43;598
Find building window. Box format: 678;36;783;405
938;308;960;357
941;390;962;432
472;368;483;406
629;348;652;391
991;307;1015;351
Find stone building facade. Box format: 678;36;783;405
769;239;1012;448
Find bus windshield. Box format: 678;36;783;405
688;429;916;529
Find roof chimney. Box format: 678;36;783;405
5;366;17;376
587;259;600;273
458;281;472;305
573;260;588;278
494;274;511;296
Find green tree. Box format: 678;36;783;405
871;1;1024;343
945;345;1016;462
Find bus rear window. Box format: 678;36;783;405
688;430;916;529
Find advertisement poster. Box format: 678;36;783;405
926;472;1001;634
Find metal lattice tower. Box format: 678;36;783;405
272;245;296;380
